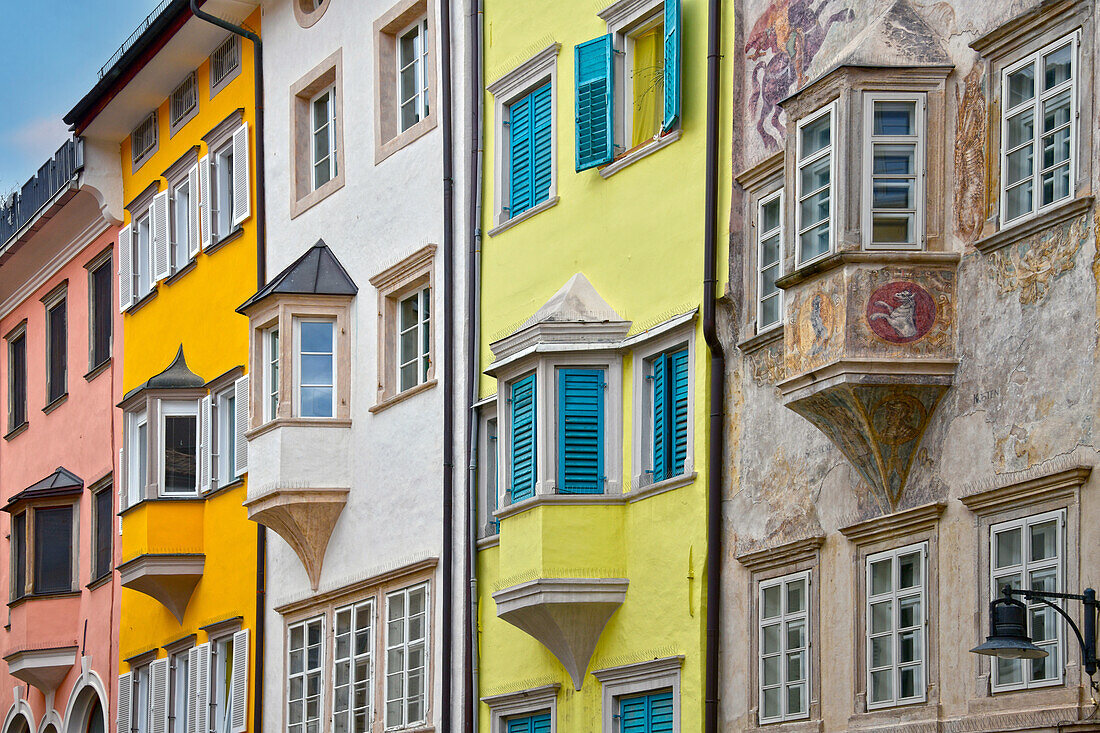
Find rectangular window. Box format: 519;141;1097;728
129;410;148;506
990;509;1064;690
132;113;157;165
649;348;688;484
618;690;673;733
398;287;430;393
507;82;553;219
796;103;835;264
134;664;151;733
509;373;537;503
298;320;335;418
333;600;373;733
11;512;25;600
171;179;192;271
89;257;113;369
162;402;197;495
864;94;923;248
170;73;198;127
287;617;324;733
214;388;237;485
93;485;112;581
866;542;926;709
211;35;241;90
46;296;67;404
758;571;809;723
169;650;190;733
504;711;550;733
627;15;666;147
1001;33;1077;226
397;19;430;132
135;211;152;298
8;329;26;431
484;416;499;536
212;635;234;733
385;583;428;729
557;368;605;494
34;505;73;594
312;87;338;191
756;191;783;331
265;327;280;421
214;143;235;240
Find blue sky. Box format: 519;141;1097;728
0;0;163;194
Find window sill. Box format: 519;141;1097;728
125;287;159;315
8;590;81;608
774;251;960;290
974;195;1094;255
164;259;197;286
246;416;353;440
84;359;112;382
598;129;681;179
745;718;822;733
292;173;346;219
4;422;28;442
86;574;112;592
488;196;560;237
42;393;68;415
848;701;939;731
626;471;697;503
204;477;245;500
369;379;437;414
203;225;245;257
376;113;438;165
495;491;626;521
737;325;783;355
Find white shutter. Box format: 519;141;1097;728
118;225;133;312
190;644;209;733
187;648;199;733
187;164;201;259
199;396;212;493
119;447;128;512
199;155;212;249
229;630;249;733
231;123;251;227
152;191;170;281
234;376;249;476
150;658;169;733
117;672;132;733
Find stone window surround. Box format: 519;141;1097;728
969;0;1093;247
481;683;559;733
8;498;81;601
487;43;562;235
592;656;683;733
368;244;437;413
209;34;243;100
736;536;824;732
838;502;944;727
374;0;439;164
276;560;437;733
959;463;1089;720
119;386;207;510
246;294;353;438
290;49;346;219
294;0;330;29
735;151;785;349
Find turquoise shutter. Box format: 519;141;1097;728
575;35;614;171
510;374;537;502
557;368;604;494
507;713;550;733
532;713;551;733
620;695;647;733
662;0;681;131
508;94;533;217
670;348;689;476
619;691;674;733
651;354;667;482
531;83;554;207
649;690;674;733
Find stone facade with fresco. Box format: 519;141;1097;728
724;0;1100;730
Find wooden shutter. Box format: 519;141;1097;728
557;368;604;494
187;164;201;259
234;376;249;477
509;374;537;502
150;658;169;733
199;155;212;249
662;0;681;131
199;396;212;493
118;224;133;312
117;672;132;733
152;191;170;281
531;84;553;206
651;354;667;483
650;689;674;733
231;123;251;228
189;644;209;733
670;348;689;476
508;93;533;217
574;35;615;171
119;447;127;512
229;629;249;733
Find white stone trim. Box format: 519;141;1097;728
592;655;683;733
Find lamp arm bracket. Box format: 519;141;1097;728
1005;589;1088;662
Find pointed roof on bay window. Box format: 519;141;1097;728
237;239;357;314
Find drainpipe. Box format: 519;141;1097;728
187;4;267;733
701;0;724;730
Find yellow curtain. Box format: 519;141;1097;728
632;25;664;147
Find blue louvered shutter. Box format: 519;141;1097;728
531;84;554;207
649;690;674;733
531;713;551;733
557;369;604;494
670;348;689;476
510;374;537;502
662;0;681;132
620;695;647;733
575;35;614;171
651;354;667;483
508;94;534;217
507;712;549;733
619;691;674;733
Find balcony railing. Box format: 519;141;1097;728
97;0;174;79
0;138;84;248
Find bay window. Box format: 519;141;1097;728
795;102;835;264
298;319;336;419
863;94;924;249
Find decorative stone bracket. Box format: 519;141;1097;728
245;488;349;590
3;646;77;697
118;554;205;623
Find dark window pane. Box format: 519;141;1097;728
48;300;67;403
95;488;112;579
12;513;25;599
92;261;112;367
9;335;26;429
164;416;197;493
34;506;72;594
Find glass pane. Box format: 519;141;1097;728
1006;110;1035;150
995;528;1022;568
761;296;780;328
997;656;1023;685
1029;566;1057;595
400;63;417;104
314;158;332;189
786;620;805;650
312;93;330;130
164;415;197;493
1041;163;1071;205
872;214;914;244
1005;180;1034;221
300;386;334;418
762;585;781;619
899;630;921;663
1006;144;1034;186
762;623;781;654
994;573;1022;597
870;669;892;703
1043;90;1072;134
761;265;779;297
871;600;892;634
401;100;419;132
1043;43;1072;90
799;222;830;262
873;144;915;176
786;651;804;682
762;687;781;720
400;28;417;66
873;180;915;210
400;363;418;392
400;327;418;364
1030;605;1055;643
763;656;780;686
760;234;780;267
1032;642;1058;681
1007;63;1035;108
786;684;804;716
799;189;830;228
899;665;919;698
873;101;915;135
870;635;892;668
301;322;333;353
799;155;831;193
1030;520;1058;561
870;560;892;596
761;198;780;232
899;596;921;629
786;579;805;614
898;552;921;589
301;354;333;386
800;113;831;158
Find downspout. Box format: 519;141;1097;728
702;0;724;730
462;0;485;729
187;4;267;733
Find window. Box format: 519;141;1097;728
200;114;251;248
7;326;26;432
332;600;373;733
398;287;430;392
291;51;344;215
170;175;196;272
161;401;198;495
617;691;672;733
756;191;783;331
866;542;926;709
264;327;280;422
214;142;236;241
556;368;605;494
210;35;242;97
294;0;329;27
509;373;537;503
479;413;500;537
796;102;835;264
312;87;338;190
593;655;681;733
133;663;152;733
370;245;435;409
398;19;430;133
45;292;67;405
88;253;113;370
128;410;148;506
864;94;924;249
758;572;809;723
216;388;237;485
34;506;74;594
169;650;190;733
647;349;687;485
211;635;234;733
1000;32;1077;226
170;73;198;133
506;83;553;219
131;113;158;168
990;510;1064;690
385;583;428;728
135;211;153;300
504;712;550;733
92;483;113;582
118;187;161;311
204;374;248;492
11;512;25;600
297;320;335;418
287;617;324;733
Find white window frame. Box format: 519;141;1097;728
213;141;235;242
999;31;1079;229
311;85;339;192
133;663;152;733
396;18;430;133
210;633;234;733
989;508;1066;692
862;92;925;250
865;541;927;710
605;0;666;153
170;177;193;272
287;616;325;733
757;570;810;723
264;326;280;423
159;399;199;497
168;649;190;733
213;386;237;488
294;318;336;419
134;210;154;300
384;582;429;730
795;101;837;266
477;403;500;538
128;409;149;507
397;286;431;393
332;599;374;733
756;189;784;332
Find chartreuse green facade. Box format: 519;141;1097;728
475;0;733;730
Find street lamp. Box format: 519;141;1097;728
971;585;1098;688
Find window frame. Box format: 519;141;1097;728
373;0;438;162
86;248;113;373
294;317;337;420
755;189;784;333
6;322;27;434
168;171;195;274
286;615;325;733
10;510;26;601
396;286;431;394
291;50;345;217
383;582;430;730
396;17;431;134
757;570;811;723
310;85;339;192
592;655;682;733
209;632;235;733
864;541;928;711
794;101;837;266
213;386;238;488
127;408;150;507
30;503;77;596
476;402;500;540
263;326;280;424
159;400;200;497
90;478;114;583
606;0;668;155
168;646;191;733
861;91;926;250
213;140;236;243
332;598;375;733
209;34;243;99
43;286;68;407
